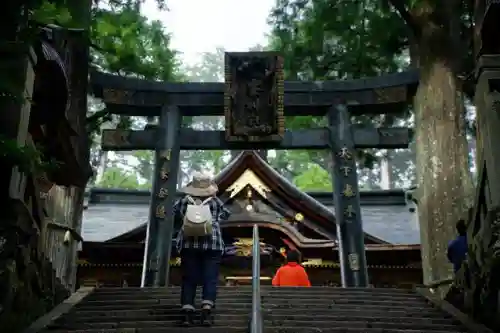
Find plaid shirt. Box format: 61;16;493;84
173;195;230;252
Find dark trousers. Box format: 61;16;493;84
180;248;222;309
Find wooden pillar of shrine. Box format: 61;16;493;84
141;105;181;287
327;104;369;287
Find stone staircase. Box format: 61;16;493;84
40;286;468;333
261;286;467;333
43;286;251;332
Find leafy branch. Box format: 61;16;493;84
0;137;61;174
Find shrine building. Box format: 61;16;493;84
77;151;421;288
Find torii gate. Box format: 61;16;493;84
90;52;417;288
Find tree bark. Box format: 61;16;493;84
412;1;474;285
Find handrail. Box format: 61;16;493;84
250;224;263;333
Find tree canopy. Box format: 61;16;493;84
266;0;475;284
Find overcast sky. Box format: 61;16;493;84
142;0;273;65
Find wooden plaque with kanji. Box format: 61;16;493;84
224;52;284;142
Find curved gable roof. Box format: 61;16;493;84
105;151;387;244
215;151;387;244
106;151;389;244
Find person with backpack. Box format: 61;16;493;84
173;172;231;327
447;219;468;273
272;250;311;287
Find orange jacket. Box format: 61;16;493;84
272;262;311;287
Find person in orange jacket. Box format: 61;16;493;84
272;250;311;287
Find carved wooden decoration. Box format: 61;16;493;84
225;168;271;198
224;52;284;142
102;88;133;104
373;86;407;104
230;238;273;256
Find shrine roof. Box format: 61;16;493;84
82;202;418;244
82;151;419;245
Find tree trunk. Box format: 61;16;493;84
94;151;109;184
413;3;474;285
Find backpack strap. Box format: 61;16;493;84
185;195;196;204
201;197;213;205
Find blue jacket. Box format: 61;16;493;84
447;235;467;272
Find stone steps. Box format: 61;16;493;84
56;311;451;323
43;329;465;333
46;327;246;333
73;303;436;312
44;287;248;332
49;319;462;331
89;286;416;296
261;288;466;333
79;296;426;308
94;286;414;292
48;319;248;329
87;292;424;301
41;286;467;333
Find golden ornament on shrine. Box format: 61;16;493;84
342;184;356;197
160;167;169;180
155;204;165;218
295;213;304;222
337;147;352;160
157;188;168;198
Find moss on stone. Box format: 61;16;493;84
0;239;70;332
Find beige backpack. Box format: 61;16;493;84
182;195;213;237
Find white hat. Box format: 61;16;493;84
180;172;218;197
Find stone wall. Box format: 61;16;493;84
0;183;84;332
0;221;71;331
0;32;88;331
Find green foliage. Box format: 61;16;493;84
0;137;60;174
208;150;227;175
269;0;408;80
132;150;154;183
267;0;413;171
96;166;148;189
86;2;184;187
293;164;332;191
31;2;72;26
86;0;182;139
91;7;182;81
